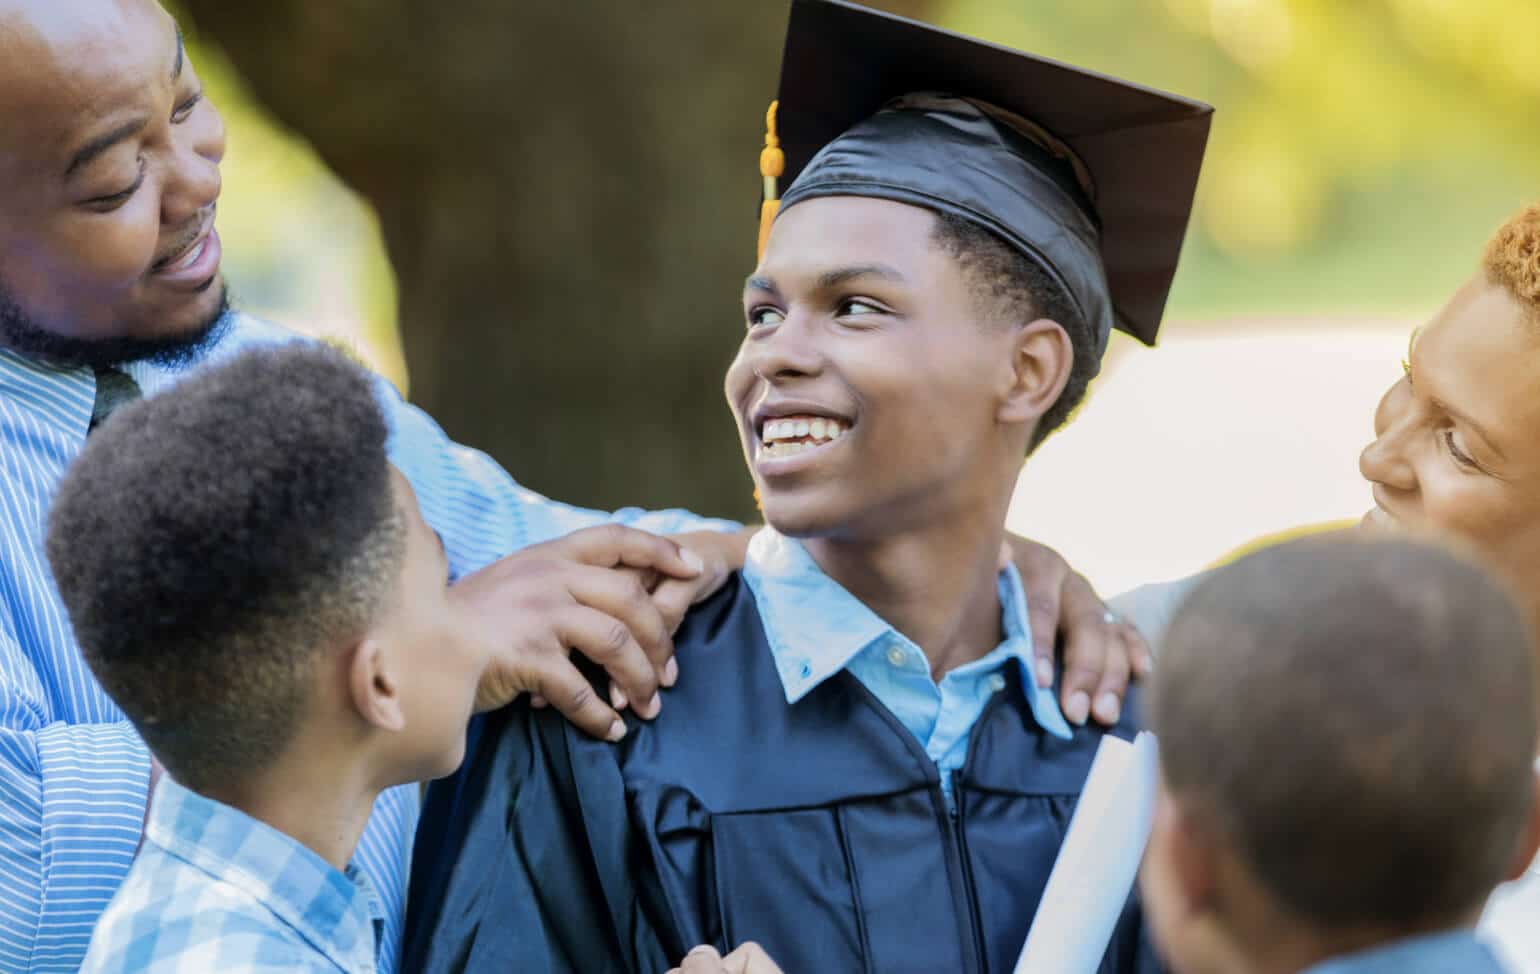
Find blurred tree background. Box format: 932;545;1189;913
172;0;1536;523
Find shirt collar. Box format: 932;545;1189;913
0;347;93;436
0;312;257;438
1300;930;1497;974
742;527;1071;740
146;775;382;972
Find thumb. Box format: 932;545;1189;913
724;942;782;974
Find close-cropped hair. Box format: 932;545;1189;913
1484;201;1540;324
46;343;406;793
929;211;1099;453
1153;534;1538;932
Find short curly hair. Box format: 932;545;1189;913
1483;201;1540;324
929;212;1100;453
1155;535;1537;931
46;343;405;793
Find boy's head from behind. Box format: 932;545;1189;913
1143;534;1540;974
47;344;483;798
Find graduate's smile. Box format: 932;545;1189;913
752;404;856;475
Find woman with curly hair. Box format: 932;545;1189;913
1113;200;1540;970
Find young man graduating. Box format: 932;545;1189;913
405;2;1210;972
0;1;1140;967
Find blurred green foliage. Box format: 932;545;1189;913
189;0;1538;379
944;0;1540;321
184;31;406;386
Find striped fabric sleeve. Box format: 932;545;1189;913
376;380;740;578
0;631;151;974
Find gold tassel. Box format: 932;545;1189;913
757;100;784;260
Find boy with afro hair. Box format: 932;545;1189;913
51;344;487;973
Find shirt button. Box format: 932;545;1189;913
988;673;1007;693
886;645;908;668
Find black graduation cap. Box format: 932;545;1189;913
757;0;1213;349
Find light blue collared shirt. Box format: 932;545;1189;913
82;776;383;974
743;529;1072;800
1301;929;1508;974
0;313;736;974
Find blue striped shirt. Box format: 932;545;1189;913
0;313;735;974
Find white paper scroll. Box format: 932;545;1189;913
1014;731;1159;974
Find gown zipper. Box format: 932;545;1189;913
935;772;984;974
936;686;1012;974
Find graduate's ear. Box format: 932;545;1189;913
347;637;406;733
1504;764;1540;882
996;318;1073;427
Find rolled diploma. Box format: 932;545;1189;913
1014;730;1159;974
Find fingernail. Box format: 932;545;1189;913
663;657;680;688
680;548;705;574
1066;691;1090;725
1035;657;1054;688
643;693;662;719
1095;692;1122;725
609;685;629;711
606;718;627;742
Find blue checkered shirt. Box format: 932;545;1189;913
0;313;736;973
80;776;384;974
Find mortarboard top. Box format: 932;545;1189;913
758;0;1213;349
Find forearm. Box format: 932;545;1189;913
0;720;151;973
380;381;740;577
1109;572;1208;657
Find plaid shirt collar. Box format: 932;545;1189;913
146;776;383;971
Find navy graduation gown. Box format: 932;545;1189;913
406;575;1162;974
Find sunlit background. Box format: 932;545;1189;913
189;0;1536;596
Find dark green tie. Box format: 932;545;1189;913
89;367;142;434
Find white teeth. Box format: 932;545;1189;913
759;414;853;450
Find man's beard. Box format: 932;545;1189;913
0;282;234;371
